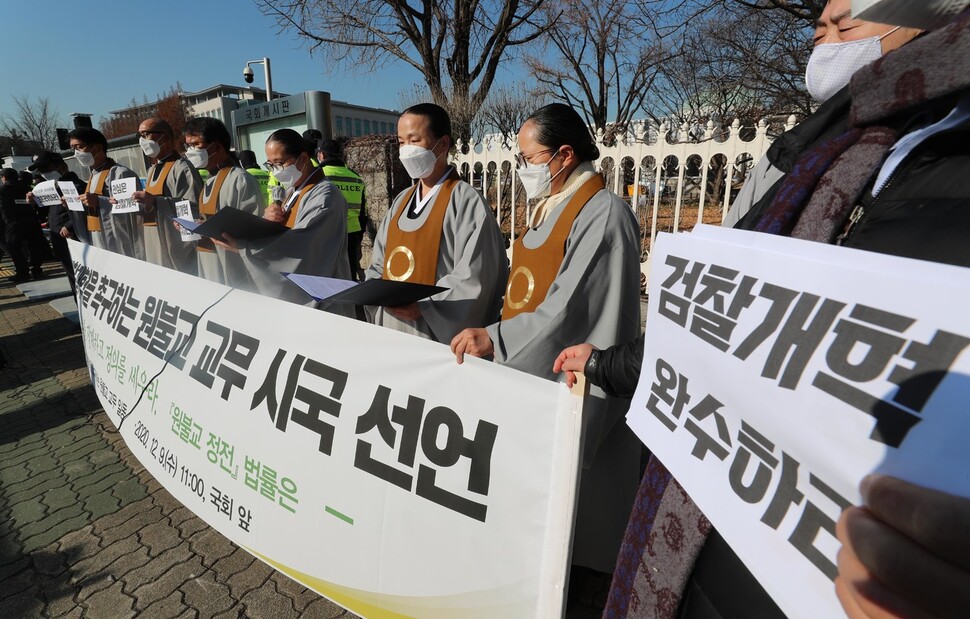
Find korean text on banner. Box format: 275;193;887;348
627;225;970;619
68;240;584;619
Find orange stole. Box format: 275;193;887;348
501;174;606;320
84;169;111;232
382;169;461;285
196;167;232;253
143;161;176;226
283;182;318;229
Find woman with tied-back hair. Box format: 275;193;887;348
451;103;643;582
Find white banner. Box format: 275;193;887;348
628;225;970;619
69;240;584;619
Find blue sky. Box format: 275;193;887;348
0;0;474;127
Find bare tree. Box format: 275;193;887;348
256;0;553;141
477;83;537;147
732;0;825;21
645;2;814;129
100;84;193;141
0;95;62;152
526;0;670;142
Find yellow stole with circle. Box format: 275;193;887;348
382;169;461;285
196;167;232;253
83;169;111;232
143;161;176;226
501;174;606;320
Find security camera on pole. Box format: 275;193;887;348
243;58;273;101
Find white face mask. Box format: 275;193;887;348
516;151;566;200
140;137;161;158
270;158;303;188
75;150;95;167
854;0;969;30
805;34;887;103
185;146;209;169
41;170;61;181
399;138;444;179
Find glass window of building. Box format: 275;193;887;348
336;116;344;136
364;120;371;135
354;118;362;136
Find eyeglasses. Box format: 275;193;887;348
514;148;555;169
138;130;164;139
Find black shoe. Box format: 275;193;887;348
9;274;29;283
31;269;45;280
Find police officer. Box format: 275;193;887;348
238;149;272;207
317;139;366;281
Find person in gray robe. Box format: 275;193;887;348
230;129;354;318
366;103;508;343
451;103;642;575
71;127;139;255
182;117;263;289
132;118;203;275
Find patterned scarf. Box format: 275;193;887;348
606;10;970;619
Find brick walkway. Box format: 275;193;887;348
0;255;354;619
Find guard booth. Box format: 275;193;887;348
231;91;333;155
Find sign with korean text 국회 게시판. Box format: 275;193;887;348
68;240;584;619
627;224;970;619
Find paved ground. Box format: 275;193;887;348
0;255;355;619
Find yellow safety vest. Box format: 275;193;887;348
323;164;365;233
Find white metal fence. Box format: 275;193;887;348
452;117;795;279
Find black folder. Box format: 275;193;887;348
285;274;447;306
171;208;287;241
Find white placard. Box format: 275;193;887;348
110;177;139;214
628;226;970;619
69;240;584;619
175;201;201;241
58;181;85;212
32;180;62;207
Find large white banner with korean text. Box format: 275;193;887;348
68;240;583;619
628;225;970;619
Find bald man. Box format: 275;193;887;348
131;117;204;275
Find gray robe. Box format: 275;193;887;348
365;179;508;343
196;166;263;289
486;186;643;573
146;158;203;276
100;164;144;260
85;164;136;253
240;180;355;318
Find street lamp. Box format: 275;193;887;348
243;58;273;102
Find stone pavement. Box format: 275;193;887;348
0;255;355;619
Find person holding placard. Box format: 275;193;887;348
70;127;140;256
450;103;643;582
556;1;970;617
365;103;508;343
722;0;921;229
182;117;263;287
27;152;86;292
131;118;203;276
